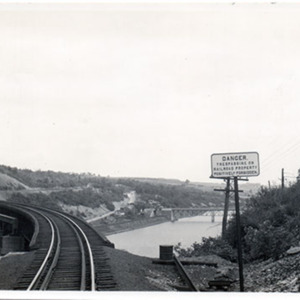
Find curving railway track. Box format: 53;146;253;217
0;202;116;291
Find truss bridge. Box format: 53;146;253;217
161;207;236;222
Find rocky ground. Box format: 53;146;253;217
183;251;300;292
243;249;300;292
183;255;239;291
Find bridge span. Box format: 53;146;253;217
161;207;235;222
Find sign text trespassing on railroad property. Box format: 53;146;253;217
211;152;260;178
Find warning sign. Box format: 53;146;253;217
211;152;260;178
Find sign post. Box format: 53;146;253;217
210;152;260;292
222;178;230;238
233;176;244;291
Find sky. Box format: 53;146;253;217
1;2;300;186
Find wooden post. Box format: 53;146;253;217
234;176;244;292
222;178;230;238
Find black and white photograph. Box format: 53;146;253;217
0;1;300;298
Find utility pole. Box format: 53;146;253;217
214;178;231;239
214;178;244;239
281;168;285;190
222;178;230;238
234;177;244;292
211;151;259;293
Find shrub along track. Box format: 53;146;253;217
0;202;116;291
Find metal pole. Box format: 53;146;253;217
222;177;230;238
234;176;244;292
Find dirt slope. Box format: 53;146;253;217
0;173;28;190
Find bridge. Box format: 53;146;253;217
160;207;236;222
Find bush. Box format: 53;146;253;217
222;183;300;262
175;236;236;262
8;192;62;211
243;222;293;261
105;201;115;211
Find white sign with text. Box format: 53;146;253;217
211;152;260;178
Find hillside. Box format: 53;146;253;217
132;177;261;194
0;173;28;190
0;165;231;222
0;172;29;201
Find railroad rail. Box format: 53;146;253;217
0;202;116;291
173;255;198;291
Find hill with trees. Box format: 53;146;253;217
0;165;226;220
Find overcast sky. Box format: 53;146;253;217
1;2;300;186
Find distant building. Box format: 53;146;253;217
127;191;136;204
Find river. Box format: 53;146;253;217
107;215;223;258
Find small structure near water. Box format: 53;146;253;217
159;245;174;261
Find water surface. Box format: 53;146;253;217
107;215;222;258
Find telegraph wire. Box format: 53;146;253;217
261;139;300;169
263;142;300;169
261;142;300;175
261;137;300;166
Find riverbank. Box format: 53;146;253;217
90;215;170;236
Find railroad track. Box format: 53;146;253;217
0;202;116;291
